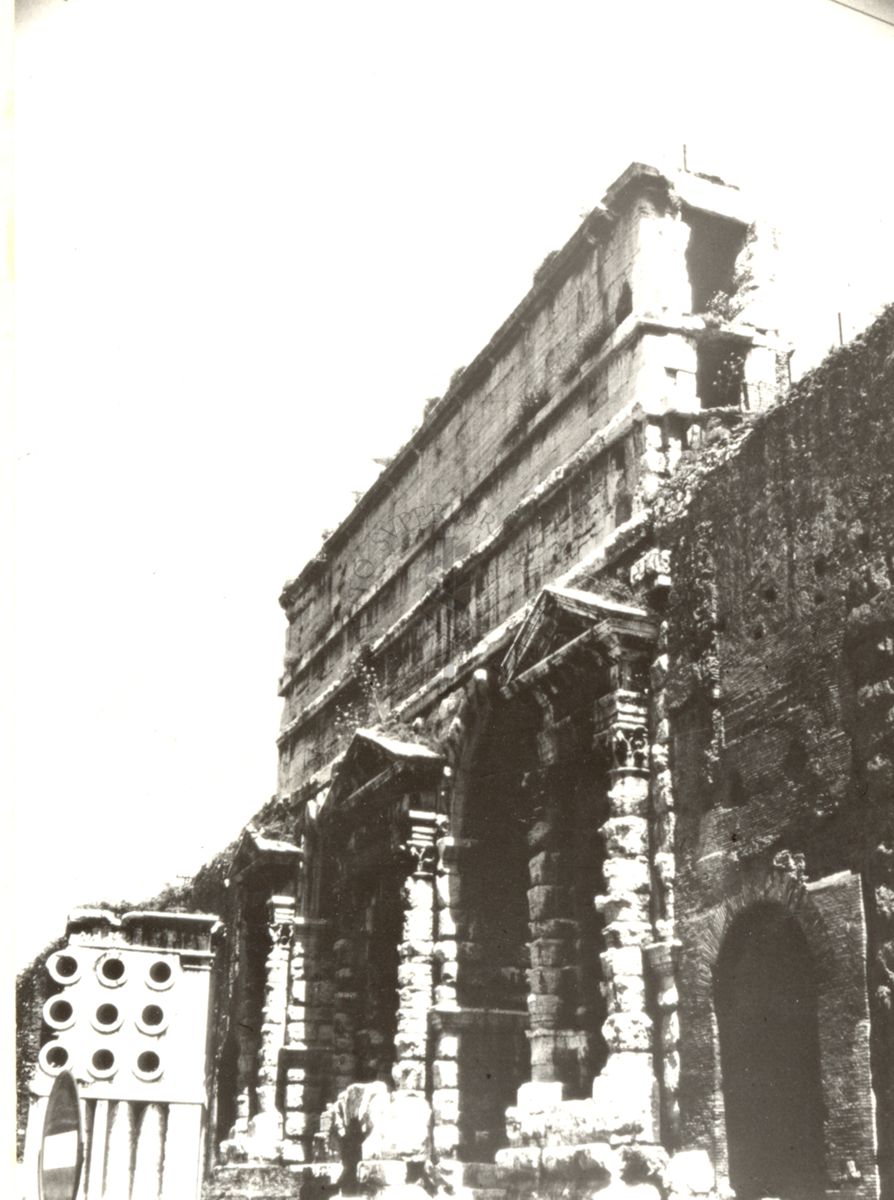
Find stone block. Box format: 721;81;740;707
527;820;557;851
392;1060;425;1091
527;993;564;1028
602;920;652;949
356;1159;408;1188
597;894;650;926
433;1059;457;1089
516;1080;565;1111
663;1149;716;1197
607;973;647;1010
602;816;649;858
601;946;644;980
602;1011;652;1051
607;775;649;817
431;1123;459;1156
525;965;577;996
540;1141;617;1181
397;963;431;991
621;1143;669;1185
529;937;570;967
494;1145;541;1179
528;851;563;885
394;1032;427;1062
529;918;579;941
603;857;650;895
284;1111;313;1137
431;1088;459;1123
591;1052;658;1139
527;885;568;921
436;1032;459;1059
362;1091;430;1160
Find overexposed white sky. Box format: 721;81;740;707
10;0;894;969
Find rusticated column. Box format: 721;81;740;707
282;916;330;1161
522;756;584;1109
591;689;658;1139
251;895;296;1152
393;810;439;1097
430;833;475;1158
645;611;682;1147
332;893;360;1097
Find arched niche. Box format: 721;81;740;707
713;902;824;1199
680;866;878;1199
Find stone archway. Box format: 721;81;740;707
681;864;878;1199
713;902;824;1200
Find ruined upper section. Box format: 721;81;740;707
277;161;787;791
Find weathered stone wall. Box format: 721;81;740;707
278;168;783;793
655;304;894;1198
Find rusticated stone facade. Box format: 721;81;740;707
17;163;894;1200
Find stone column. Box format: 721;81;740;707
521;732;587;1109
644;612;682;1148
591;689;658;1140
430;834;474;1159
332;894;360;1097
250;894;296;1154
394;810;438;1096
282;916;330;1162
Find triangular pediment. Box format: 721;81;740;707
502;586;656;690
327;728;443;808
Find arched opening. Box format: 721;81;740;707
453;696;534;1161
714;903;825;1200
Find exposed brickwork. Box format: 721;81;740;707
655;304;894;1199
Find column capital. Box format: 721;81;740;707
593;690;649;771
405;810;448;878
267;895;297;944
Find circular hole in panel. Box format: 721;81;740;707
134;1050;163;1081
97;954;127;987
39;1043;69;1074
90;1048;116;1078
93;1002;122;1032
42;997;75;1030
137;1003;167;1035
48;953;80;985
147;960;173;989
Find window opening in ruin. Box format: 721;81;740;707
684;208;747;314
714;903;825;1200
697;339;747;409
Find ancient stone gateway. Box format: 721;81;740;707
17;161;894;1200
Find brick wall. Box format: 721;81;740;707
657;304;894;1197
